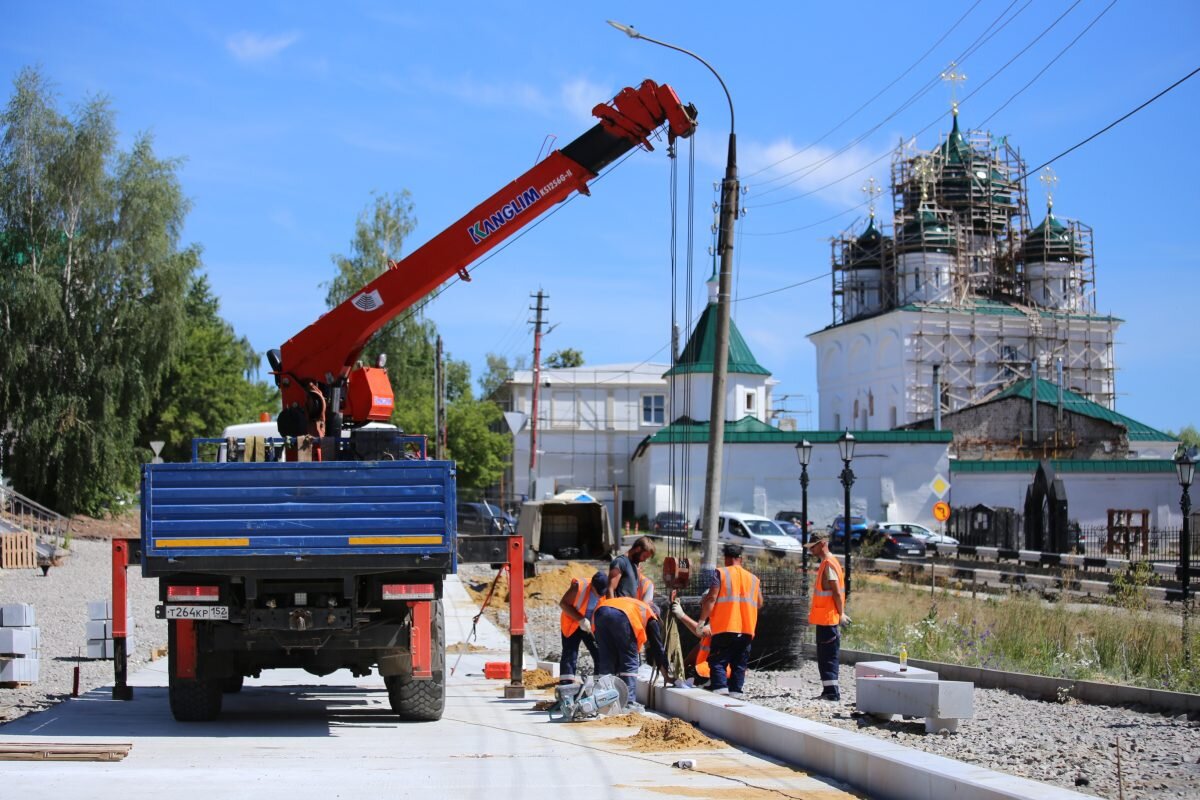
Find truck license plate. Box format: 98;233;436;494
164;605;230;620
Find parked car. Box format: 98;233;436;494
829;515;871;546
776;519;806;543
692;511;802;554
457;501;516;536
653;511;690;536
866;526;928;559
879;522;959;547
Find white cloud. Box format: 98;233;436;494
738;137;893;209
411;70;550;113
560;78;612;124
226;31;302;63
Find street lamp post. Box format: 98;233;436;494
838;431;857;600
795;440;813;594
608;21;738;577
1176;447;1195;666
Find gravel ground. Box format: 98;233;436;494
455;565;1200;800
0;538;166;724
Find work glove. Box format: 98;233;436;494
839;615;852;627
697;622;712;638
579;617;592;634
670;600;684;619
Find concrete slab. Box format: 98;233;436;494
0;576;853;799
854;660;938;681
855;677;974;733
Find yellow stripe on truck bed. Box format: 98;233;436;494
348;536;443;546
157;538;250;547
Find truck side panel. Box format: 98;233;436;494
142;460;456;564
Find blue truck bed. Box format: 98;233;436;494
140;459;457;574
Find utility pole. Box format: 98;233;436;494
528;290;547;501
434;336;444;459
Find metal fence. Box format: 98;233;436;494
0;485;71;547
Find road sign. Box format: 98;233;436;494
150;440;165;465
931;473;950;499
933;501;951;522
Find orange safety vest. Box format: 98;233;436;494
808;556;845;626
636;571;654;603
597;596;655;649
693;634;728;679
710;565;762;637
560;579;596;637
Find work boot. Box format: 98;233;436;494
728;691;745;700
712;687;729;696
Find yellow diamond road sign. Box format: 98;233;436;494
931;474;950;499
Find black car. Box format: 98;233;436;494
653;511;689;536
866;526;927;559
457;501;516;536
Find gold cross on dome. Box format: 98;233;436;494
913;156;935;204
861;177;884;217
1039;167;1059;210
940;61;967;116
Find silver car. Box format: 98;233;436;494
880;522;958;546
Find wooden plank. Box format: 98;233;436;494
0;742;132;761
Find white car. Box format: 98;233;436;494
692;511;802;553
880;522;958;546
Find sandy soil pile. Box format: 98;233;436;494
619;718;726;751
583;712;643;727
522;668;558;689
465;562;602;610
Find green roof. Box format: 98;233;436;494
952;459;1177;474
992;378;1178;442
664;303;771;377
937;115;972;165
1023;210;1082;262
893;296;1122;323
642;417;953;446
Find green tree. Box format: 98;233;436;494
140;275;278;462
478;352;526;398
0;68;195;513
545;348;583;369
1169;425;1200;449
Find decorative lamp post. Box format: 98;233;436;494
607;20;738;580
795;439;813;593
838;430;857;600
1176;447;1195;666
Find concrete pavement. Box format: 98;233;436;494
0;576;858;799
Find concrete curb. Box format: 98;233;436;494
828;646;1200;716
636;679;1090;800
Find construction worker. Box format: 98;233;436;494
607;536;655;599
695;543;762;699
593;595;672;706
806;533;850;701
636;567;654;604
557;570;607;683
668;600;729;688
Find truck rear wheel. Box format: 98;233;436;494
221;674;245;693
387;600;445;721
169;677;222;721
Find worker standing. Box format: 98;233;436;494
806;534;850;701
696;544;762;699
607;536;655;599
593;596;672;708
557;571;608;683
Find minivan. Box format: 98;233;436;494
692;511;801;554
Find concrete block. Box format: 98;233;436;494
855;660;938;681
1;603;35;627
0;656;38;683
0;628;33;656
86;619;111;639
87;599;111;620
535;660;560;678
857;677;974;733
87;639;114;660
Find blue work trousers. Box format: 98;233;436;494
593;605;639;699
815;624;841;698
707;632;753;693
559;628;598;681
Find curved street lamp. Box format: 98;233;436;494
838;430;856;600
608;21;739;576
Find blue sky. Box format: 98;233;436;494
5;1;1198;435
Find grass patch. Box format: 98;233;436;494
844;581;1198;694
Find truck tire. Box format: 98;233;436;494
387;600;445;721
169;677;223;722
221;674;245;693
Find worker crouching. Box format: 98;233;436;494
593;596;672;709
558;571;608;683
696;544;762;699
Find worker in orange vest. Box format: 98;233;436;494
557;570;608;683
636;568;654;604
696;543;763;698
669;600;730;688
593;595;672;707
806;533;850;701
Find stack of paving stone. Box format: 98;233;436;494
0;603;40;685
86;599;135;660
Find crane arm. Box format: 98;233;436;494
272;79;697;439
